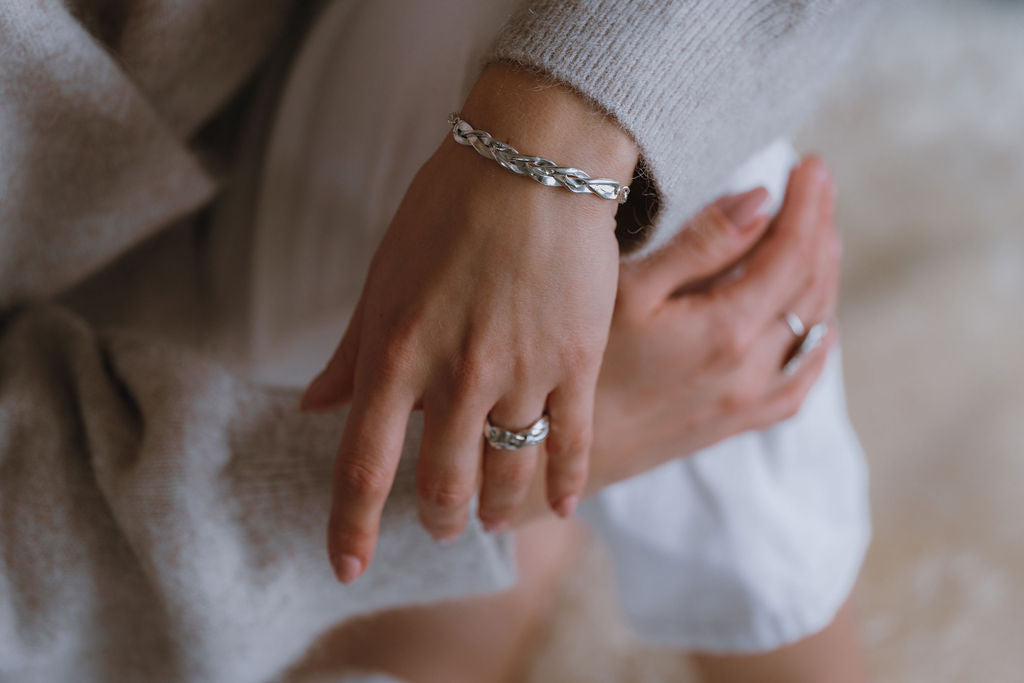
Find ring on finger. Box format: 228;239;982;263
782;310;806;338
484;414;550;450
782;321;828;375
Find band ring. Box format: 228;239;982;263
782;311;806;339
782;321;829;375
484;414;550;451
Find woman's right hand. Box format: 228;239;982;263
586;156;841;492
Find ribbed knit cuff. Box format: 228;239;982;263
487;0;878;259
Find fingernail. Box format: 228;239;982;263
483;520;510;534
299;370;330;411
814;159;831;182
723;187;770;230
435;534;459;547
555;495;579;519
332;553;363;584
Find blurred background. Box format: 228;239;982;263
525;1;1024;680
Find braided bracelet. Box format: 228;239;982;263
447;113;631;204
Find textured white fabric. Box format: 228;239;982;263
580;142;871;653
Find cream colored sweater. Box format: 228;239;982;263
0;1;875;681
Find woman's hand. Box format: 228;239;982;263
592;156;840;487
300;64;638;583
510;156;841;520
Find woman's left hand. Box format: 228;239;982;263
300;64;638;583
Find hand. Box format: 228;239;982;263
508;155;840;521
300;64;639;583
589;156;841;487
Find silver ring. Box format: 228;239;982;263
783;322;828;375
782;311;806;338
484;414;550;451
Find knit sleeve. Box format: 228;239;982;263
0;305;514;682
487;0;879;258
0;2;216;309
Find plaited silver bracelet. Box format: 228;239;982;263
447;113;631;204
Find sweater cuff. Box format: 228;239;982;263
487;0;877;259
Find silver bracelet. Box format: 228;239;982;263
447;113;631;204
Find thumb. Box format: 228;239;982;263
299;297;365;412
630;187;771;300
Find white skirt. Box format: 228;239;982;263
242;0;870;654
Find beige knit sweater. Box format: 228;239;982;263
0;1;875;681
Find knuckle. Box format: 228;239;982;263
794;236;816;264
334;459;392;502
559;340;598;374
376;338;415;383
721;322;755;364
449;351;491;398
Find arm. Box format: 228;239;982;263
307;0;878;584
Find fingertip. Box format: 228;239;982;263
554;494;579;519
331;552;364;584
724;186;771;230
327;519;370;584
736;212;772;237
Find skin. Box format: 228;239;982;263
288;158;861;683
508;157;841;526
301;63;639;583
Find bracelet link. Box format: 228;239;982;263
447;113;631;204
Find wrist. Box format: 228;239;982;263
458;62;639;195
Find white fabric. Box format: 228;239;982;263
580;141;871;653
243;0;869;655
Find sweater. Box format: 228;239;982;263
0;1;876;680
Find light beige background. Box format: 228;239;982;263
526;1;1024;680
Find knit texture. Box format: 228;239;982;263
0;0;876;680
0;306;512;683
489;0;880;259
0;2;514;681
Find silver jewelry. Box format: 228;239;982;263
782;311;806;339
783;321;828;375
484;414;550;450
448;113;631;204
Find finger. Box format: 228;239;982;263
543;378;595;518
327;381;415;583
713;157;831;330
416;396;489;543
477;393;547;532
770;263;839;373
301;296;366;411
771;208;842;374
749;326;837;429
623;187;771;303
